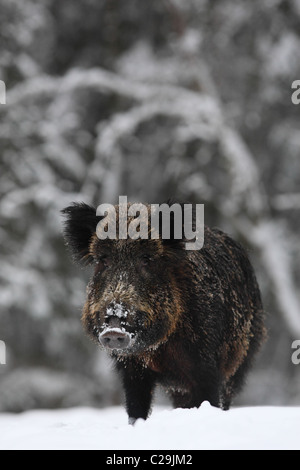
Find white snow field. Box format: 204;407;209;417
0;402;300;450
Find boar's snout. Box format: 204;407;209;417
99;328;131;350
98;302;133;350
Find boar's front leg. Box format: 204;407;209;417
116;360;157;425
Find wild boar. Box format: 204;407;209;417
62;201;266;424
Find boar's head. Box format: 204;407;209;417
62;202;189;359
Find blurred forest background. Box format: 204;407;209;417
0;0;300;412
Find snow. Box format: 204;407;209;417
106;302;130;319
99;327;133;344
0;402;300;450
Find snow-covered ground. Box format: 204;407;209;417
0;402;300;450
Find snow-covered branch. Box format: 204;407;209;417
273;194;300;211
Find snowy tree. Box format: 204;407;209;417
0;0;300;410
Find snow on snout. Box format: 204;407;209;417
100;326;127;337
106;302;131;319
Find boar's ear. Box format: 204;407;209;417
61;202;102;265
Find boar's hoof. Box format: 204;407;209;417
99;328;131;350
128;417;138;426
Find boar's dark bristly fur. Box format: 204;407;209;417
62;202;266;424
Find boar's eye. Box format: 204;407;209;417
95;256;110;275
139;255;153;269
